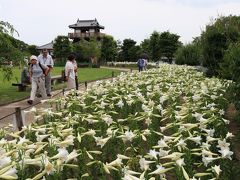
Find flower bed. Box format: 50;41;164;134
0;64;234;179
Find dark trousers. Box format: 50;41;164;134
75;76;79;90
138;66;143;72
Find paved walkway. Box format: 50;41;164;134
0;67;134;129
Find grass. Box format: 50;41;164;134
0;66;122;105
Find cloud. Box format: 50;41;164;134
0;0;240;45
146;0;240;7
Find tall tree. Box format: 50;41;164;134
121;39;137;61
158;31;181;63
0;21;18;36
149;31;161;62
28;45;39;56
140;38;151;57
201;15;240;76
175;43;202;66
101;35;118;62
0;21;27;64
73;39;101;63
53;36;72;63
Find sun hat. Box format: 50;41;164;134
30;55;38;61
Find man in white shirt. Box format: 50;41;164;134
38;49;54;96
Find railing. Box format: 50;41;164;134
68;32;105;39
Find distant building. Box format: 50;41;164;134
68;18;105;42
36;42;54;55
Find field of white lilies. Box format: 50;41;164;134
0;64;234;180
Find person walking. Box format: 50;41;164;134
73;59;78;90
137;58;145;72
27;55;49;105
38;49;54;97
65;54;76;90
143;59;148;71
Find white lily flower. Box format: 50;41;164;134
66;150;79;163
222;118;230;124
158;149;170;157
36;132;50;142
51;148;69;162
226;132;234;139
212;165;221;176
161;152;184;161
176;139;187;147
187;136;202;145
202;156;219;167
139;157;155;171
82;129;96;137
107;157;123;167
147;149;158;160
202;128;215;137
121;130;135;142
145;117;152;126
44;158;56;175
0;156;11;169
94;136;111;148
206;136;218;143
149;165;168;179
176;158;185;167
102;114;113;126
117;154;130;160
219;109;225;116
18;136;29;145
0;167;18;179
116;99;124;108
157;139;169;148
217;139;230;149
0;138;7;146
160;95;168;104
218;148;233;160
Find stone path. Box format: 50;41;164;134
0;67;134;129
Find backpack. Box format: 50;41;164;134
138;59;145;67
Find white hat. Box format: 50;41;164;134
30;55;37;61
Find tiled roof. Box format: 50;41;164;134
36;42;53;50
69;18;104;29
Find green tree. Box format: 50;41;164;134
149;31;161;62
53;36;72;64
219;43;240;81
140;38;151;58
201;15;240;76
101;35;118;62
159;31;181;63
121;39;137;61
28;45;39;56
0;20;18;36
73;39;101;63
0;21;36;66
175;43;202;66
128;45;141;62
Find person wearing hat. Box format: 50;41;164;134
27;55;49;105
37;49;54;97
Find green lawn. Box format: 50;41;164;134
0;67;122;105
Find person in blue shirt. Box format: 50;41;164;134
137;58;145;72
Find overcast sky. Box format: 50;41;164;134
0;0;240;46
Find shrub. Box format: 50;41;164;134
175;43;202;66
